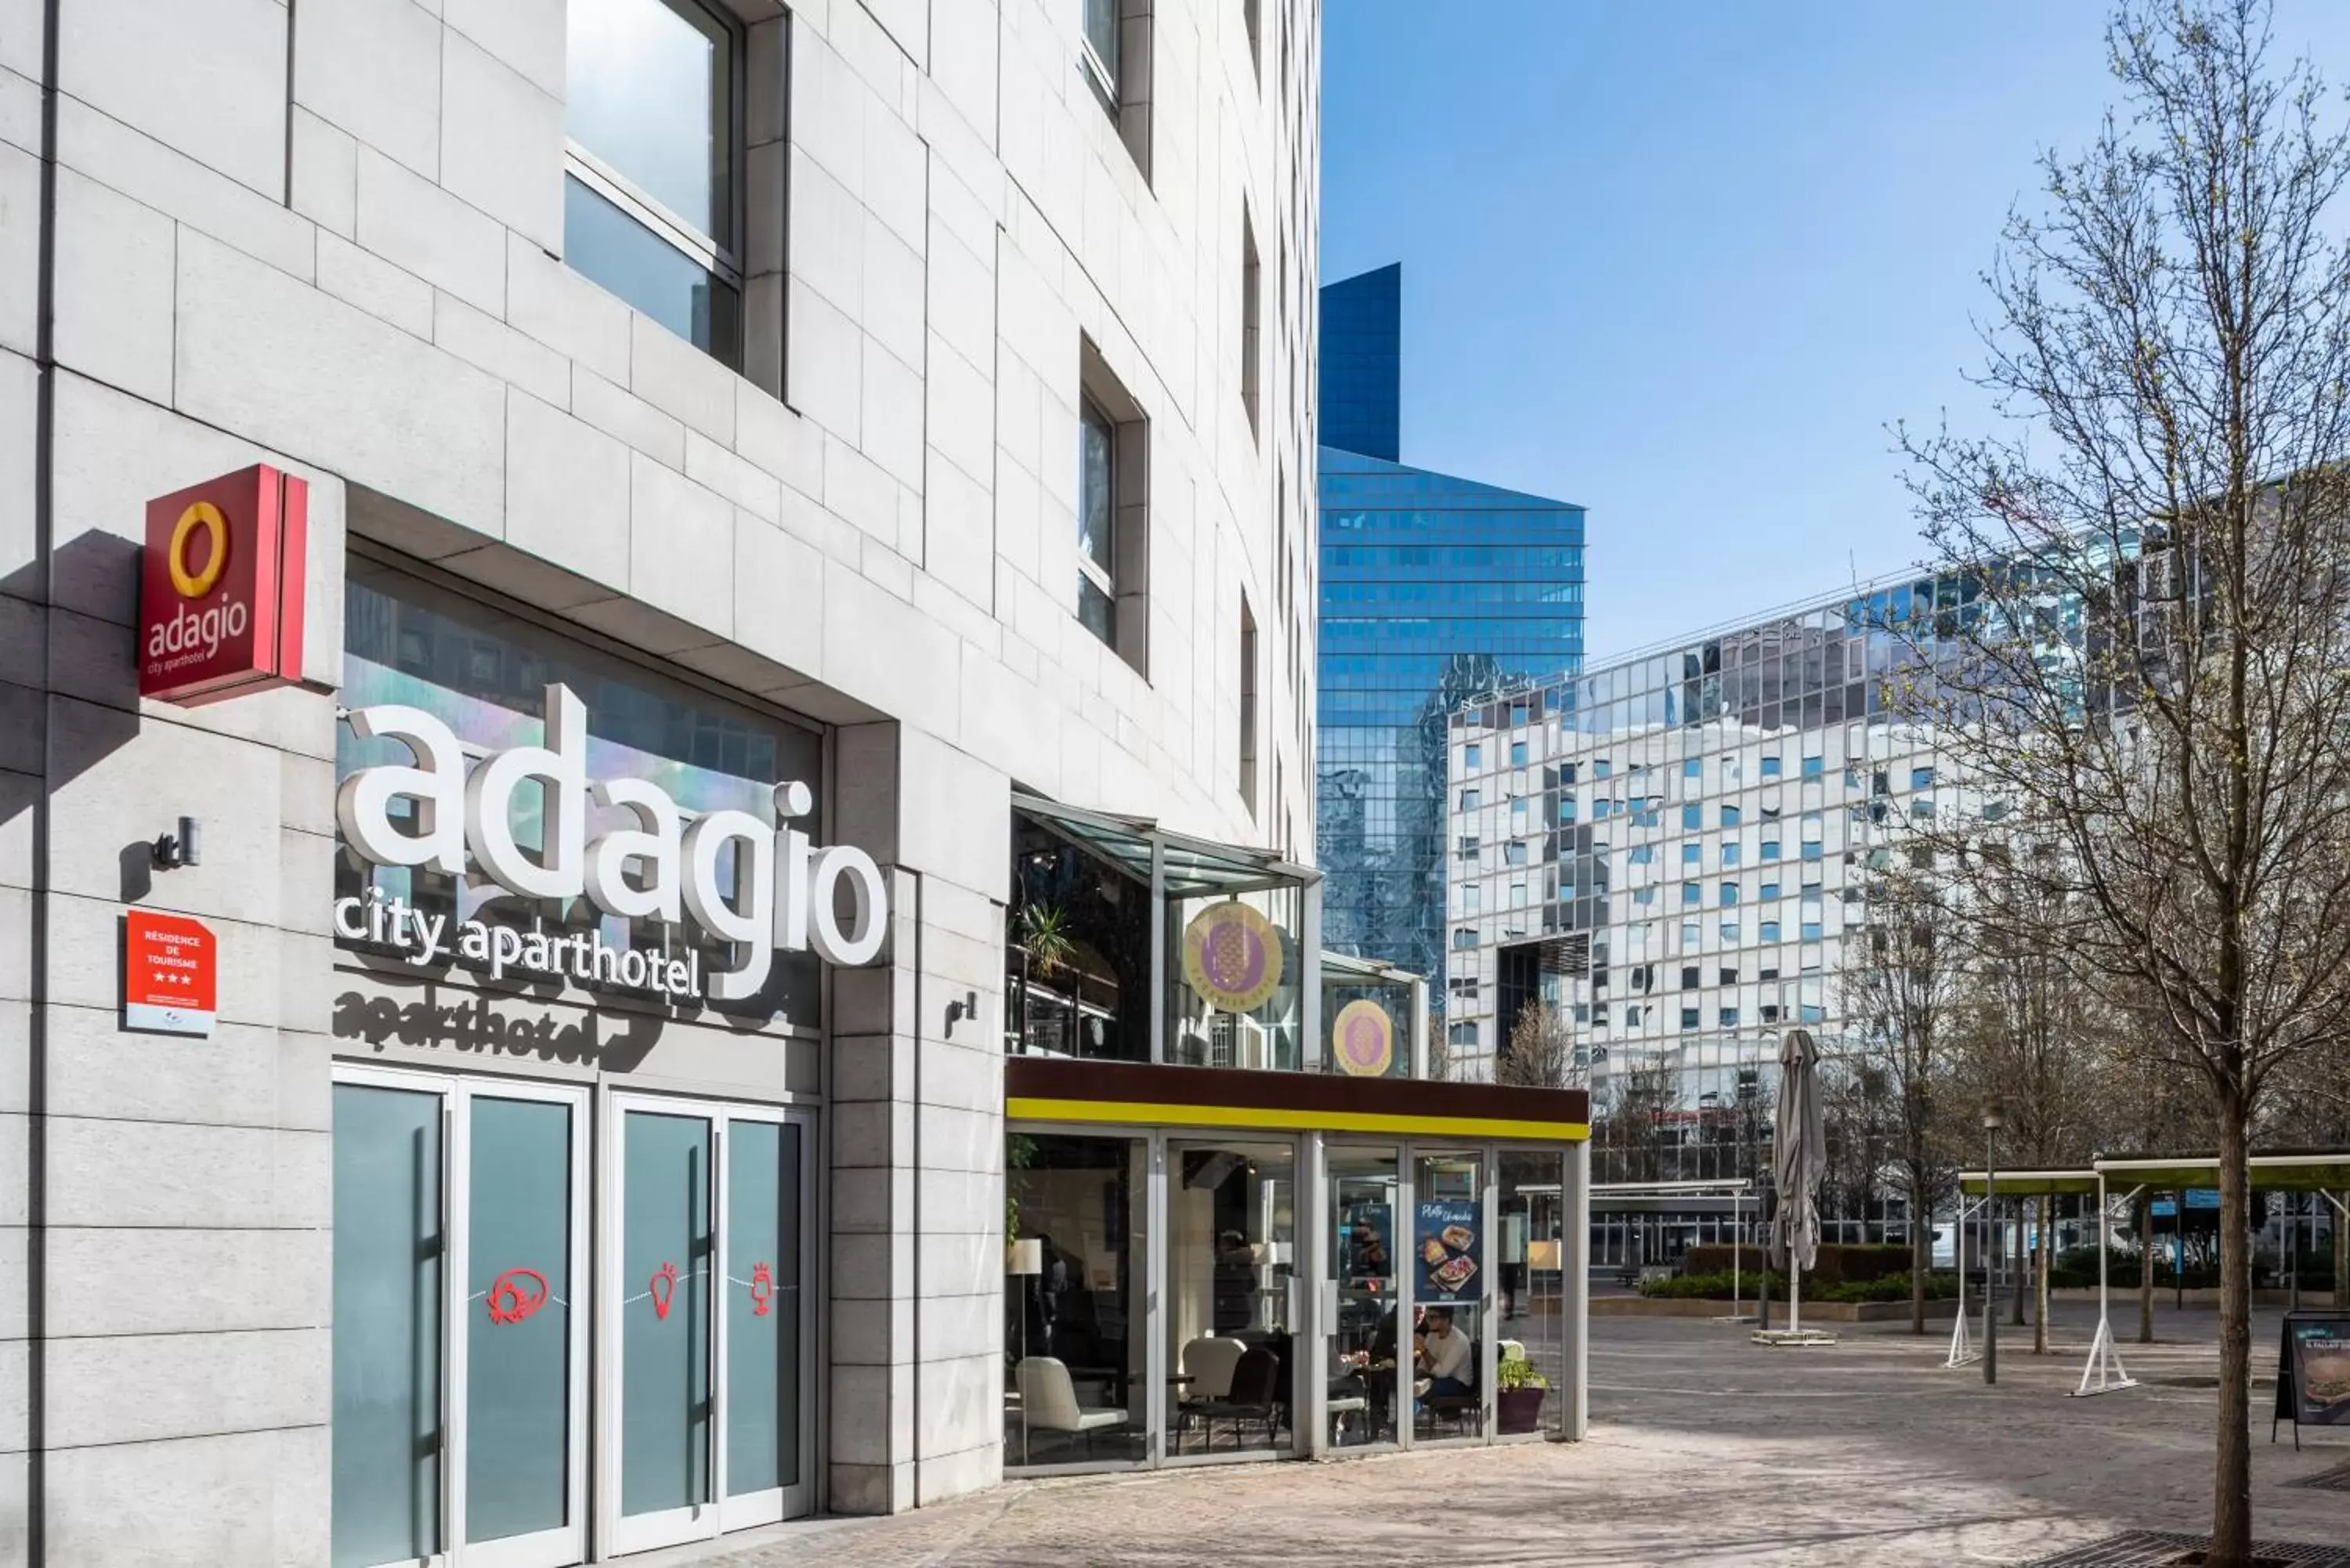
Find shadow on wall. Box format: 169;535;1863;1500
0;530;148;831
333;980;667;1071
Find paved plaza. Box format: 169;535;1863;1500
709;1301;2350;1567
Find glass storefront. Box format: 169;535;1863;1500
1004;1124;1582;1476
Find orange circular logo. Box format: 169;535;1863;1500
168;502;228;598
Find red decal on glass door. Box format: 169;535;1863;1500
486;1267;548;1324
750;1262;773;1317
650;1262;678;1321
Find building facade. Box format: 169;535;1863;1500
1314;267;1585;994
2;1;1323;1562
1444;580;1956;1103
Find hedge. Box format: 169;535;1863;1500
1679;1242;1913;1288
1640;1268;1961;1303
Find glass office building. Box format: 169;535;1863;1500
1315;266;1586;994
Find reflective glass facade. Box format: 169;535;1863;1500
1443;580;1969;1098
1317;264;1401;462
1316;443;1585;992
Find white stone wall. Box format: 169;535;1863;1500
0;0;1320;1558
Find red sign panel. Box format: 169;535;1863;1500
138;464;309;706
124;912;218;1037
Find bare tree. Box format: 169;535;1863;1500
1900;5;2350;1555
1840;859;1965;1333
1591;1061;1683;1187
1499;1001;1575;1089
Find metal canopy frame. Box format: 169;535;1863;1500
1947;1150;2350;1398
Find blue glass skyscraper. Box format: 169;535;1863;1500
1315;265;1587;999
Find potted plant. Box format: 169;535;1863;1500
1495;1355;1549;1433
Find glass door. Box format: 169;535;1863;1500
331;1070;588;1568
606;1097;813;1555
1162;1138;1298;1461
1325;1145;1401;1451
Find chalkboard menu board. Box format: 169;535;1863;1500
2272;1311;2350;1449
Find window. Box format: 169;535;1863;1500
565;0;744;366
1448;1021;1477;1046
1801;755;1823;777
1630;845;1654;865
1719;804;1741;827
1624;1005;1642;1026
1680;966;1701;989
1721;843;1741;867
1076;344;1148;674
1681;921;1701;945
1760;881;1780;900
1718;966;1738;985
1078;396;1119;645
1760;920;1781;942
1682;804;1702;829
1510;740;1528;767
1463;743;1482;770
1509;882;1528;908
1081;0;1122;103
1719;1008;1740;1028
1460;884;1480;914
1459;789;1480;811
1452;928;1477;950
1799;1003;1824;1024
1911;765;1936;790
1801;921;1823;941
1562;764;1578;784
1681;844;1701;865
1679;1008;1701;1030
1240;207;1260;434
1801;841;1824;862
1505;842;1528;866
1681;883;1701;907
1593;760;1612;779
1683;757;1701;779
1456;835;1479;858
1238;596;1257;813
1761;840;1781;861
1633;887;1656;906
1760;756;1783;778
1719;920;1739;942
1760;1003;1781;1023
1719;883;1739;905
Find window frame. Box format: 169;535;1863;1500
1077;391;1119;615
1079;0;1122;110
563;0;748;359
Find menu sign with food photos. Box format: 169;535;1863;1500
1415;1200;1482;1303
2277;1313;2350;1433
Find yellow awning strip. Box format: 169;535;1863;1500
1007;1096;1590;1143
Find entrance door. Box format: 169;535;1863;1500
331;1070;588;1568
606;1098;812;1555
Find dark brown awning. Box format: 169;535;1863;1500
1007;1056;1589;1143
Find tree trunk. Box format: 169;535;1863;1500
2209;1088;2254;1568
1911;1193;1929;1335
2138;1189;2157;1344
2034;1194;2051;1355
2012;1205;2028;1327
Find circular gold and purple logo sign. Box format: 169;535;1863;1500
1181;900;1284;1013
1332;999;1395;1077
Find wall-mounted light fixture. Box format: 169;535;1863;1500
152;815;202;870
945;989;978;1035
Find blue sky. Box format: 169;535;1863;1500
1320;2;2350;660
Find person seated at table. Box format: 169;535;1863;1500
1417;1307;1472;1396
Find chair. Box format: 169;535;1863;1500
1181;1335;1246;1400
1188;1346;1282;1451
1016;1357;1128;1461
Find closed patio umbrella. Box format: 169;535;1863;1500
1769;1028;1825;1336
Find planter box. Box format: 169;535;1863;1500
1593;1295;1961;1323
1496;1386;1547;1434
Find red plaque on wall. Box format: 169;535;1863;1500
123;911;218;1037
137;464;309;706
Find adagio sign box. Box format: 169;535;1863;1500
138;464;309;705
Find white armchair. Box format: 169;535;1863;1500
1016;1357;1128;1460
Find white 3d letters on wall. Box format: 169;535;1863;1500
337;682;889;995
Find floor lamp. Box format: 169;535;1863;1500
1008;1238;1043;1464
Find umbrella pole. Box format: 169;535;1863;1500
1789;1258;1800;1336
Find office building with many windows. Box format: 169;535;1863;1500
1314;268;1585;994
1442;577;1961;1099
